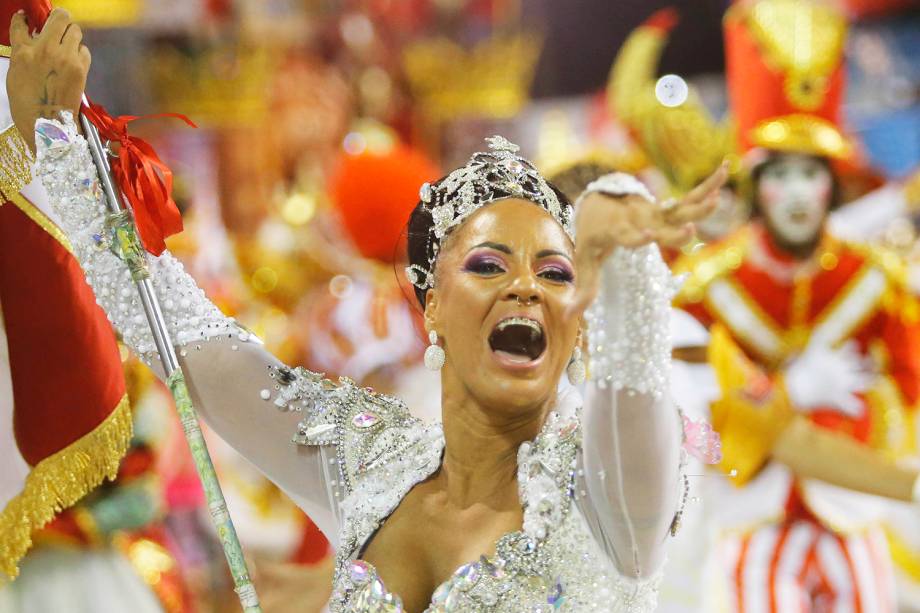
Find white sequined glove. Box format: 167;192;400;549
34;112;239;364
784;341;874;418
578;173;681;396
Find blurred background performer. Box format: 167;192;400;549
0;0;172;609
675;0;920;610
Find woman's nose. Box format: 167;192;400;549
504;272;541;306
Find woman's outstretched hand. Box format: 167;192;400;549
7;8;90;153
568;163;729;319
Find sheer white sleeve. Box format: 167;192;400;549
33;113;343;542
576;176;685;582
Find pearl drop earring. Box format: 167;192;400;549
567;346;586;385
424;330;445;371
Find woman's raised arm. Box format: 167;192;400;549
577;243;683;580
571;169;726;580
34;108;345;541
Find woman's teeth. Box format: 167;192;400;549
488;316;547;361
495;316;543;335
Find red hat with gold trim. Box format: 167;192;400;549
724;0;852;160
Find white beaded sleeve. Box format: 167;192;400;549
34;113;344;541
33;113;236;363
574;174;685;581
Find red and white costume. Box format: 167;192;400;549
675;1;920;610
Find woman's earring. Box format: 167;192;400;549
424;330;445;371
567;346;586;385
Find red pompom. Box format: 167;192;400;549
329;144;440;263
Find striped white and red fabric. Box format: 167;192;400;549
715;520;896;613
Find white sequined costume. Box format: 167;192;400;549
35;113;686;612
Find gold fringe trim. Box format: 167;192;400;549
0;395;132;579
7;191;73;254
0;45;9;59
0;124;33;202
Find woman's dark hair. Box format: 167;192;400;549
406;175;572;308
749;152;842;217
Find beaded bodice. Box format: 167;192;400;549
273;368;660;612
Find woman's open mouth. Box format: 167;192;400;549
488;316;546;366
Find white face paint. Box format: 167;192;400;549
757;153;833;247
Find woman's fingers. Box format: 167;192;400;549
652;222;695;248
39;7;71;45
61;22;83;54
684;161;729;206
78;43;91;69
611;221;651;247
9;12;30;48
666;189;720;225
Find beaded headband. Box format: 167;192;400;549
405;135;575;291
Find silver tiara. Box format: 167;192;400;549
406;135;574;290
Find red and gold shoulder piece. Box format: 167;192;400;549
673;227;752;304
837;239;908;289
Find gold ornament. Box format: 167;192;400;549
147;44;276;127
403;33;541;122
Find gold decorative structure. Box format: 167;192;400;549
403;32;542;122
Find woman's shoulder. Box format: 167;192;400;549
270;365;439;492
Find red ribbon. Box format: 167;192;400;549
81;99;197;256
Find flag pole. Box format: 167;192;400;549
78;97;262;613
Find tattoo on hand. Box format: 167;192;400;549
37;71;68;119
39;71;54;106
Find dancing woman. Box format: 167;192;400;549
8;10;726;612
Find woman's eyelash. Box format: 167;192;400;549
538;266;574;282
463;255;573;282
464;258;506;274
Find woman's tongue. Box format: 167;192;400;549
495;348;534;363
489;325;542;363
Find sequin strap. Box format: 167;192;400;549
34;112;237;363
517;409;580;542
579;174;678;396
269;365;421;496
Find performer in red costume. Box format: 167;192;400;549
675;1;920;610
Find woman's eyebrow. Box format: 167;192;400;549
536;249;572;263
468;241;512;254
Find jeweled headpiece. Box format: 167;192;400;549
406;135;574;290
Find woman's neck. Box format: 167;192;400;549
438;390;549;508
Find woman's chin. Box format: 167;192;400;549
480;350;559;404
